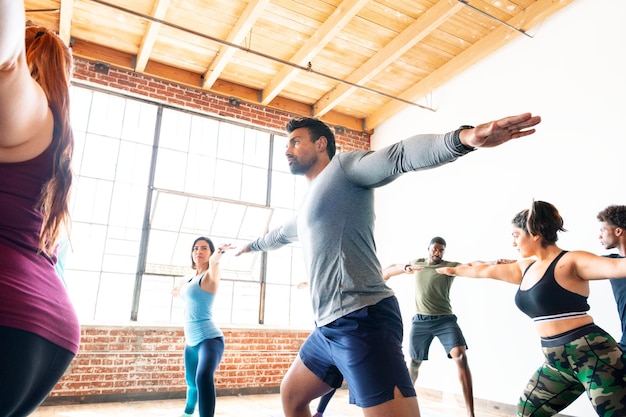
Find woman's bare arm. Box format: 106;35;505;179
0;0;53;160
436;261;524;285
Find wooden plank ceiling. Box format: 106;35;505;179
25;0;575;132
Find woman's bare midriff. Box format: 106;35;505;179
535;315;594;338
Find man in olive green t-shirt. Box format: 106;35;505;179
384;236;475;417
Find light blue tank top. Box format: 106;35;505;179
182;273;223;346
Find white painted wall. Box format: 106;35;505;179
371;1;626;415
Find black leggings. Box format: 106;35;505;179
0;326;75;417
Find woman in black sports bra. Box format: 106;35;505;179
437;200;626;417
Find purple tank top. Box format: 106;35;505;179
0;139;80;354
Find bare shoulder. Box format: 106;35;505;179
561;250;599;265
0;59;54;162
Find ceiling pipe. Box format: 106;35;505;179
87;0;436;112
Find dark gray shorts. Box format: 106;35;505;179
409;314;467;361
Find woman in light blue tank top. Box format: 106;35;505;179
173;236;232;417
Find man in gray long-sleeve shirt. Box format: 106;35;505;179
236;113;541;417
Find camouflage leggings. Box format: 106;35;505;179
518;324;626;417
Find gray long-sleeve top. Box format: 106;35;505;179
249;129;473;326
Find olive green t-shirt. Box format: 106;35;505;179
410;258;460;315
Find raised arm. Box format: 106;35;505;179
340;112;540;188
235;218;298;256
465;258;517;266
201;243;234;293
436;261;524;285
0;0;54;160
569;250;626;281
382;263;423;280
460;113;541;149
0;1;23;63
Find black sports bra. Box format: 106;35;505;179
514;251;589;322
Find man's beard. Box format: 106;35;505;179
288;156;315;175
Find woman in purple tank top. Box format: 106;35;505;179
0;2;78;416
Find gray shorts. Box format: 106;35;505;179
409;314;467;361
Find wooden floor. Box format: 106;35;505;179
31;388;513;417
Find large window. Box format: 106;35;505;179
64;85;312;327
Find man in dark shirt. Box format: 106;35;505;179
597;205;626;350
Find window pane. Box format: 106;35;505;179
109;183;148;227
64;270;100;321
70;86;92;132
210;202;246;237
239;206;273;240
217;123;244;162
116;141;152;186
213;160;242;200
94;273;135;321
289;285;315;327
121;100;158;145
266;249;292;285
272;135;289;173
189;116;219;156
229;282;260;324
146;193;273;277
270;171;298;208
146;230;180;267
160;109;191;151
152;193;185;231
87;92;125;138
70;178;113;224
184;154;216;195
264;284;290;326
65;85;312;328
78;134;120;180
264;283;314;328
65;86;156;323
64;223;107;272
290;249;307;285
241;165;267;204
212;280;234;323
243;129;270;168
138;275;177;322
154;149;188;191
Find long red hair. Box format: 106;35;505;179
24;25;74;254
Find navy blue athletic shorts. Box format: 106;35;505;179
409;314;467;361
299;295;416;408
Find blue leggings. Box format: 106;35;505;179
0;326;75;417
184;337;225;417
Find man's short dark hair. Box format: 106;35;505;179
598;205;626;229
430;236;446;246
286;117;336;159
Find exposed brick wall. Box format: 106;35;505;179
47;326;310;404
72;58;371;152
42;58;369;404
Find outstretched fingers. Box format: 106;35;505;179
496;113;541;137
468;112;541;148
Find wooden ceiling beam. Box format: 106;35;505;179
260;0;369;105
312;0;463;118
365;0;576;130
135;0;171;72
202;0;270;89
59;0;74;45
